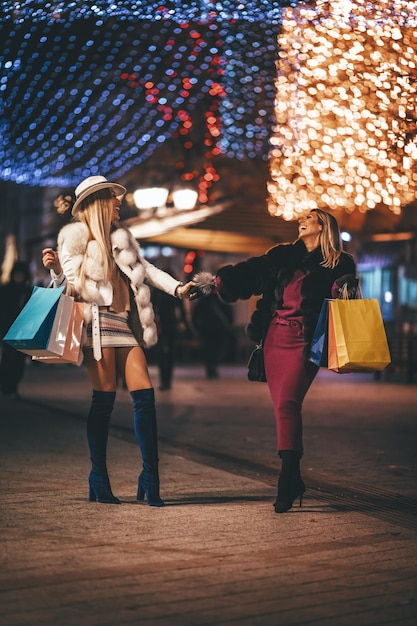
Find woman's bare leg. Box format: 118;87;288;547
84;347;118;391
115;346;152;391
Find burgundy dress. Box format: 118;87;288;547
263;270;319;455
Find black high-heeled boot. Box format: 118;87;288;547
131;388;164;507
87;390;120;504
274;450;305;514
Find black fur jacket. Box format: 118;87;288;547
217;239;356;350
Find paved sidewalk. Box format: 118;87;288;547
1;362;417;626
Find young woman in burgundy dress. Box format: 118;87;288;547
195;209;357;513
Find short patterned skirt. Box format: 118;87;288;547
84;308;139;349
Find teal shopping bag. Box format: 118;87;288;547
3;286;64;352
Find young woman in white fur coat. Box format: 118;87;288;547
42;175;194;506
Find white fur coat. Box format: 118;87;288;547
55;222;180;348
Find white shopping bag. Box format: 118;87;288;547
22;292;74;357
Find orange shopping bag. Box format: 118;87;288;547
327;297;391;373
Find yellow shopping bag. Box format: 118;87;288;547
328;298;391;373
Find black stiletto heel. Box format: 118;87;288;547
274;474;305;513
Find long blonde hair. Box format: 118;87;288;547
310;208;343;269
76;189;115;283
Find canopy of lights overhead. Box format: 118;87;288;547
1;0;297;204
268;0;417;220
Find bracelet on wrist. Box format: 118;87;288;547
175;282;184;299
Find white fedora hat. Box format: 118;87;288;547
71;175;126;216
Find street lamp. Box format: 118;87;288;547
127;184;226;239
133;187;169;212
133;186;198;214
172;188;198;211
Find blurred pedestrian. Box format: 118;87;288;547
152;278;190;390
193;209;357;513
42;175;194;506
0;261;32;398
192;292;235;379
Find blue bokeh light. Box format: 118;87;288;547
0;1;301;186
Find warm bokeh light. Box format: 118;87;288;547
268;0;417;220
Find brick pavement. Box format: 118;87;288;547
1;362;417;626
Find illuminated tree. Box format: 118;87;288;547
268;0;417;220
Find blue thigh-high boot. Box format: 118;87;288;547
87;390;120;504
130;388;164;507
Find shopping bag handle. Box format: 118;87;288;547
339;282;363;300
33;280;61;291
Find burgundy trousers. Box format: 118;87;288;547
264;317;319;455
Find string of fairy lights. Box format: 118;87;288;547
0;0;296;202
2;1;288;24
267;0;417;220
1;1;417;217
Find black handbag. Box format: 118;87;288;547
247;341;267;382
